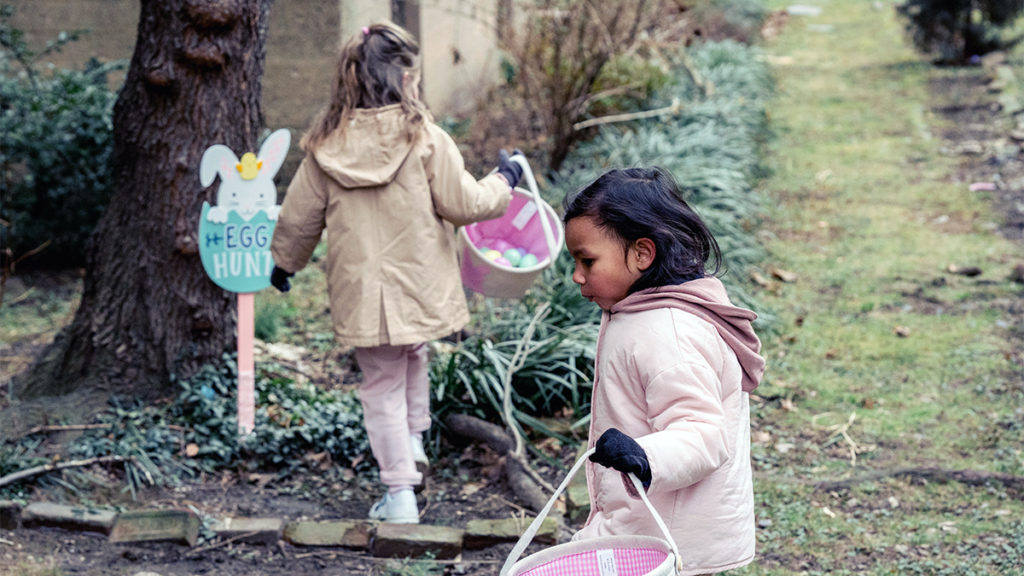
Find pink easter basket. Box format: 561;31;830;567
500;449;683;576
458;156;563;299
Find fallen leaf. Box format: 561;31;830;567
185;443;199;457
894;325;911;338
781;397;798;412
750;271;771;287
247;473;275;489
461;482;484;497
769;266;798;283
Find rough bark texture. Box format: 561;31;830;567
7;0;273;428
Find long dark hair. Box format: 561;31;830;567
301;22;430;151
562;166;722;293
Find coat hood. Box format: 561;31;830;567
610;277;765;392
311;104;417;189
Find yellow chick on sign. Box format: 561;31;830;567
236;152;263;181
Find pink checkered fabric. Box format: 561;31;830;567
519;547;668;576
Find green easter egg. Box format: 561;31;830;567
502;249;522;266
519;253;539;268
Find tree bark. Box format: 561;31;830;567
8;0;273;423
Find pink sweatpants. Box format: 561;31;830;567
353;343;431;487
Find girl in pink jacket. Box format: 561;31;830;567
269;22;521;524
563;167;766;575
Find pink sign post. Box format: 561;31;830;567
197;129;291;437
236;292;256;434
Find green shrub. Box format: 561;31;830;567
40;354;373;496
896;0;1024;63
432;257;598;441
429;39;777;442
0;7;124;267
554;40;776;321
168;354;371;474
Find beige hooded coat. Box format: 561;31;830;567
270;105;511;347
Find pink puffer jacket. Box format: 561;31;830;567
573;278;764;576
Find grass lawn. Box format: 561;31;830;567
740;0;1024;574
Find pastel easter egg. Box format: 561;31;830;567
518;253;539;268
484;249;503;260
491;239;513;253
495;257;512;267
502;249;522;266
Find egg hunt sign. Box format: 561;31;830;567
197;128;290;437
198;128;290;293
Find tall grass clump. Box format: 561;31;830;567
555;39;775;319
430;38;776;441
431;257;600;441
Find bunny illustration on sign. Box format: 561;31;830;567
200;128;290;223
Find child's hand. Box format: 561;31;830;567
496;149;524;189
590;428;652;486
270;266;294;292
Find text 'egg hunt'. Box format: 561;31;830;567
204;223;273;280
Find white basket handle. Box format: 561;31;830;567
499;447;682;576
510;155;559;266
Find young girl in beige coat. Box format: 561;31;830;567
563;167;766;575
269;22;522;524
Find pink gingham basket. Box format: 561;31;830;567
500;448;683;576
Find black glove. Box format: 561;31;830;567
496;149;524;189
590;428;652;486
270;266;294;293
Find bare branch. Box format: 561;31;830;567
0;455;129;489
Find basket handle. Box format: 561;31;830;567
499;447;682;576
510;155;559;266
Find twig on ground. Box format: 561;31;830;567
185;531;260;556
0;455;129;488
812;411;876;465
292;549;502;565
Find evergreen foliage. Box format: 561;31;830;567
0;7;124;267
896;0;1024;63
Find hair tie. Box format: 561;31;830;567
362;26;369;36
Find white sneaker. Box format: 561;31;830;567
368;489;419;524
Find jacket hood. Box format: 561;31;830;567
312;104;416;188
610;277;765;392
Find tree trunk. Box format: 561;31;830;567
9;0;273;419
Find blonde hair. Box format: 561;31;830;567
301;22;430;151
